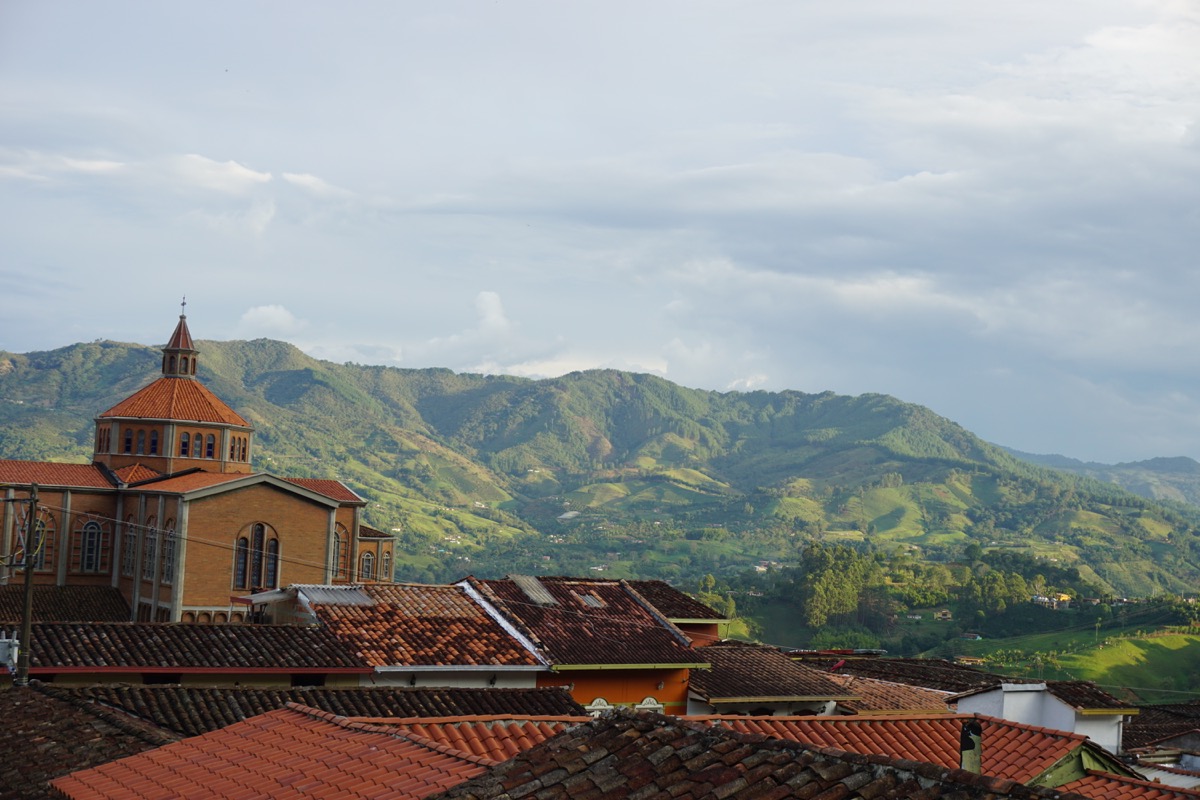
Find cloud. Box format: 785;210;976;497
237;305;307;337
171;154;271;194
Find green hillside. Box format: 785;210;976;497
4;339;1200;600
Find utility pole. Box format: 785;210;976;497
14;484;38;687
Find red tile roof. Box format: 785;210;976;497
376;716;588;763
467;576;705;668
0;459;113;488
28;622;370;674
164;315;194;351
1057;770;1200;800
311;583;543;668
798;655;1006;693
690;641;857;703
112;463;162;484
40;685;587;738
124;470;250;493
51;704;502;800
0;685;174;800
693;713;1088;784
626;580;727;620
282;476;364;503
432;711;1088;800
1126;704;1200;750
828;672;954;714
0;586;130;623
98;376;249;426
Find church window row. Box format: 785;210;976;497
116;518;175;584
122;428;161;456
233;523;279;591
178;431;215;459
228;435;248;462
96;427;111;454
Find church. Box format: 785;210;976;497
0;308;394;623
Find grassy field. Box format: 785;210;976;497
940;620;1200;703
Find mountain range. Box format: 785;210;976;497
3;338;1200;599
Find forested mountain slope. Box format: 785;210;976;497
3;338;1200;598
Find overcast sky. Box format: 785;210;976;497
2;2;1198;464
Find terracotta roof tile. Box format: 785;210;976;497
691;641;857;703
468;576;704;667
311;583;542;667
125;470;250;492
0;459;114;488
1126;704;1200;750
431;711;1091;800
98;376;249;426
0;585;130;623
1044;680;1138;711
112;463;162;483
51;705;505;800
797;655;1006;693
827;673;954;714
165;315;194;351
40;685;587;738
694;713;1086;784
282;476;364;503
28;622;370;673
0;684;172;800
1058;770;1200;799
626;580;727;620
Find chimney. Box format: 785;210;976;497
960;719;983;773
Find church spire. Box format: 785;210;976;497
162;297;199;378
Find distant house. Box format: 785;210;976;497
463;575;710;713
952;680;1138;755
934;609;953;621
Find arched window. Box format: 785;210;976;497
265;539;279;589
162;522;176;585
181;356;189;373
380;551;392;583
234;524;278;590
234;537;249;588
122;516;137;576
149;430;159;455
168;355;177;373
136;430;146;455
142;527;158;580
78;520;107;573
180;432;190;457
360;551;375;581
332;524;350;580
123;429;133;454
205;434;215;458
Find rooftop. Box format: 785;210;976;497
50;705;579;800
0;585;130;624
798;655;1006;693
0;459;113;489
28;622;370;674
0;685;173;800
311;583;543;668
690;641;857;703
40;684;587;738
431;711;1091;800
466;576;704;668
98;375;249;427
693;713;1106;785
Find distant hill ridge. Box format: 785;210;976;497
3;338;1200;597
